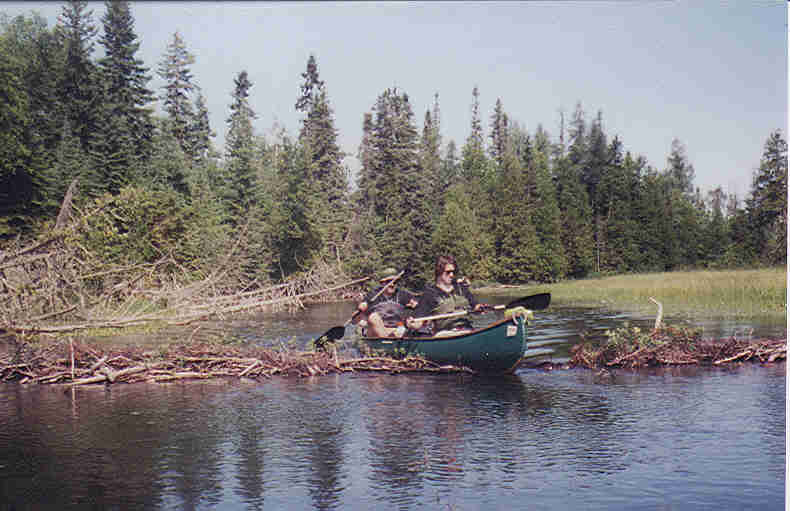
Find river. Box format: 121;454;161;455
0;299;785;510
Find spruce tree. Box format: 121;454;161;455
190;93;215;163
94;0;154;194
0;48;33;236
55;0;99;155
746;130;787;264
666;138;696;197
419;95;443;221
492;122;540;283
530;125;568;281
488;98;509;170
224;70;258;218
704;186;729;265
432;184;496;282
355;88;432;283
293;55;348;263
461;86;488;182
0;14;61;235
554;153;594;277
157;31;197;160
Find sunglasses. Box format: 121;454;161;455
443;269;455;275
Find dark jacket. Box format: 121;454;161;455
410;281;478;334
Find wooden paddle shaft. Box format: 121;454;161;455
411;304;506;323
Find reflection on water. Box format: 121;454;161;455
0;303;785;510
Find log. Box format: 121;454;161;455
713;349;754;365
70;365;149;386
153;371;211;382
649;297;663;329
239;359;261;377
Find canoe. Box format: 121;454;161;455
359;316;528;373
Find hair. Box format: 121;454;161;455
434;254;458;282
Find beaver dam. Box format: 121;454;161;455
1;325;785;385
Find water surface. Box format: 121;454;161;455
0;302;784;510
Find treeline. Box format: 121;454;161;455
1;2;786;290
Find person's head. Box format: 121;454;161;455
434;255;457;284
379;267;399;294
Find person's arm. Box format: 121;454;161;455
457;279;485;311
406;286;437;330
358;286;382;312
397;289;419;308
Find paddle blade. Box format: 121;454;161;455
507;293;551;311
314;326;346;351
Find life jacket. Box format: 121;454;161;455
432;284;472;333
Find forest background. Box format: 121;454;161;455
0;1;786;301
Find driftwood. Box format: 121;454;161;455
0;339;477;386
569;331;786;370
0;211;371;341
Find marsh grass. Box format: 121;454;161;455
486;268;787;319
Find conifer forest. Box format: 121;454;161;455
1;2;786;294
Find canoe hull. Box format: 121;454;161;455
359;316;527;373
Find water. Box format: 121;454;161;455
0;302;785;510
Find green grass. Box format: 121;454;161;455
482;268;787;319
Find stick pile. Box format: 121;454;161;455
570;332;786;370
0;339;474;385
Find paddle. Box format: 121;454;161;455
409;292;551;323
313;269;407;346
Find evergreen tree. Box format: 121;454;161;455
746;130;787;265
439;140;460;191
634;169;676;271
294;54;348;263
270;133;319;277
144;118;189;195
0;14;61;235
554;153;594;277
665;138;696;196
157;31;197;159
224;70;257;217
55;0;99;154
355;88;432;284
458;86;496;276
0;47;33;236
596;138;641;272
419;94;442;220
432;184;496;282
704;186;729;265
492;122;540;283
461;86;488;182
93;0;154;194
530;125;568;280
189;92;215;166
488;97;509;170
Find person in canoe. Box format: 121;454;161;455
405;255;488;337
356;267;418;338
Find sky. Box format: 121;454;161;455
3;1;787;199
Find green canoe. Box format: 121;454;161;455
359;316;528;373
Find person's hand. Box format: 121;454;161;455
456;277;470;286
406;298;418;308
473;303;487;312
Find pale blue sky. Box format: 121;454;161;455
4;1;787;200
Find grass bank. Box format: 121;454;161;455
481;268;787;319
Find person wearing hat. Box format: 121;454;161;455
356;267;418;337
